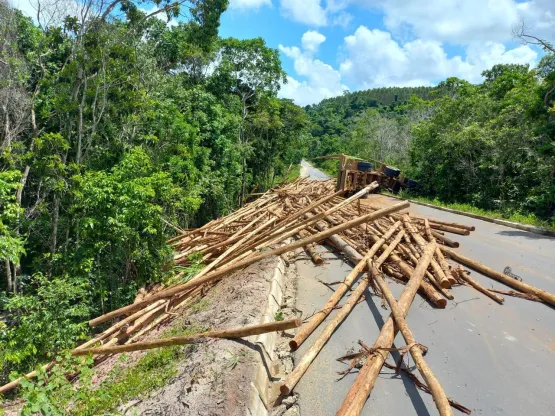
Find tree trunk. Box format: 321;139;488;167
5;260;12;293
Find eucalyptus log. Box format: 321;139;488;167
336;242;437;416
298;229;324;265
456;268;504;304
432;230;459;248
430;223;470;236
75;319;301;356
442;247;555;307
371;264;454;416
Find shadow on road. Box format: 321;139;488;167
496;230;555;241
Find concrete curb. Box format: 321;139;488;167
386;194;555;238
247;256;286;416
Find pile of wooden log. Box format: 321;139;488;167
3;176;555;416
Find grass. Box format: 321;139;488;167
391;191;555;231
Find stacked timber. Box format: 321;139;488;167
2;176;555;416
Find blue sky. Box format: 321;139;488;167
219;0;554;106
13;0;554;106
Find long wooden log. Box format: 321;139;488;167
89;201;410;327
432;230;459;248
456;268;504;304
425;219;456;287
298;229;324;265
371;263;454;416
441;247;555;307
336;242;437;416
75;319;301;356
289;222;402;351
403;216;451;289
279;228;406;395
430;223;470;236
429;219;475;232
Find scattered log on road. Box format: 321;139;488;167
442;247;555;307
280;228;406;395
336;242;437;416
370;262;454;416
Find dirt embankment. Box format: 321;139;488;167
121;256;283;416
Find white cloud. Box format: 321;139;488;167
279;41;348;105
339;26;538;89
278;0;353;27
280;0;327;26
345;0;554;44
229;0;272;11
301;30;326;53
331;11;353;27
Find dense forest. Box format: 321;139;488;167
308;55;555;222
0;0;308;385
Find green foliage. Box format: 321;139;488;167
0;0;309;387
14;323;193;415
18;354;94;415
0;171;24;265
0;275;89;378
306;87;435;170
274;310;284;322
409;65;555;219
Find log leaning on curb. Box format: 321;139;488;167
74;319;301;356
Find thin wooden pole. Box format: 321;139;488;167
289;222;402;351
456;268;504;304
336;242;437;416
441;247;555;306
74;319;301;356
371;264;454;416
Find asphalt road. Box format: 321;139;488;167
293;163;555;416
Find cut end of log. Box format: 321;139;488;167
280;384;291;395
289;340;299;351
436;298;448;309
440;281;452;289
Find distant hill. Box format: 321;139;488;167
306;86;436;158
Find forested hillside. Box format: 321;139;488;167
0;0;308;383
306;86;435;167
308;55;555;223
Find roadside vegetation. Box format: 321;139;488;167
0;0;309;390
17;320;203;415
0;0;553;407
307;39;555;228
390;191;555;231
